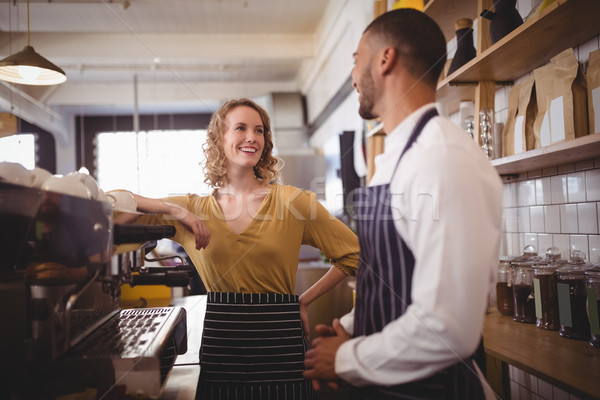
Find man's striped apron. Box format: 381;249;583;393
351;108;485;399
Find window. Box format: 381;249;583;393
96;129;211;198
0;134;36;169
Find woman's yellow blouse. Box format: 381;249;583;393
135;184;359;294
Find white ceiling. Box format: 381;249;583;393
0;0;333;116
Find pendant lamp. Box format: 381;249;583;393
0;0;67;85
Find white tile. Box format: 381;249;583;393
538;234;553;255
530;206;545;233
536;177;552;205
519;385;533;400
585;169;600;201
525;373;538;393
560;204;579;233
589;235;600;264
570;235;590;260
505;208;519;233
518;180;537;206
512;234;522;256
513;366;527;386
500;233;511;256
537;379;553;399
551;175;568;204
504;182;518;207
553;386;570;400
578;35;600;66
567;172;586;203
553;234;570;259
496;108;508;126
495;86;508;111
524;233;538;253
519;207;531;232
510;381;520;400
578;203;598;234
545;205;561;233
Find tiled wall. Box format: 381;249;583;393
500;160;600;264
508;365;584;400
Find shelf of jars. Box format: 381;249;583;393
491;133;600;176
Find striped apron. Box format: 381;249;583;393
351;108;485;399
196;292;314;400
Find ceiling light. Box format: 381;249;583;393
0;0;67;86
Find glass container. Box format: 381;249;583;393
532;247;564;330
585;264;600;349
556;250;592;340
511;245;542;323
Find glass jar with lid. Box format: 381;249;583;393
511;245;542;323
532;247;564;330
496;256;515;316
556;250;592;340
584;264;600;348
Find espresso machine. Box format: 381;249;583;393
0;181;191;399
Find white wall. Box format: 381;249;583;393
300;0;372;131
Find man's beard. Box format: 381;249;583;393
357;68;378;120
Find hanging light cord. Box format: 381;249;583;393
26;0;30;46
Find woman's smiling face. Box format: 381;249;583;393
222;105;265;170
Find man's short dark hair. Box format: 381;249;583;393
364;8;447;88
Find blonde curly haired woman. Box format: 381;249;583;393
115;98;359;399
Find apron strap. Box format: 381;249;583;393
392;107;439;175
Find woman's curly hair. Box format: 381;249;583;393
203;98;280;188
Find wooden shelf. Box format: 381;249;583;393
484;309;600;400
491;134;600;175
423;0;477;42
439;0;600;86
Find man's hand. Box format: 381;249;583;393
303;318;350;390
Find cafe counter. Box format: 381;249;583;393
483;309;600;399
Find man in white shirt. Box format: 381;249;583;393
303;9;503;399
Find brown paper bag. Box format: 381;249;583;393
502;75;536;156
533;48;588;146
587;48;600;134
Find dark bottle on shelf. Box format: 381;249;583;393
481;0;523;44
447;18;477;76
